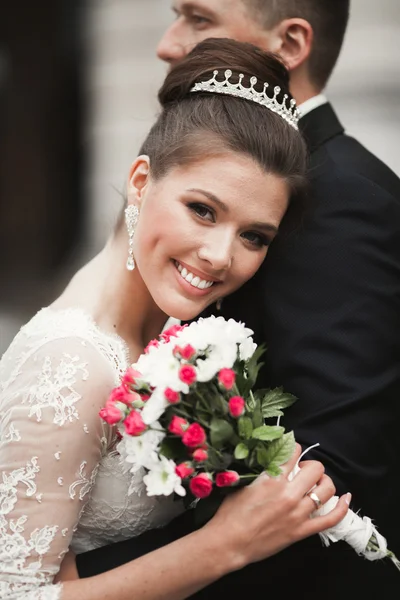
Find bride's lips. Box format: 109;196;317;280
172;260;221;297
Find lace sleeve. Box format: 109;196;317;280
0;337;116;599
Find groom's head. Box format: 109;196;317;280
157;1;350;101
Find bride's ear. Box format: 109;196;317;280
127;155;151;208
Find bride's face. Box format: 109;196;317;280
128;152;289;321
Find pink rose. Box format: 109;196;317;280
179;364;197;385
174;344;196;361
108;385;133;406
144;339;159;354
189;473;213;498
121;367;142;389
216;470;240;487
161;324;187;343
99;400;123;425
182;423;206;448
228;396;245;418
175;462;194;479
168;416;188;436
123;410;147;436
192;448;208;462
164;388;180;404
218;368;236;390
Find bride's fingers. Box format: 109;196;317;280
299;493;351;539
280;443;302;479
289;460;325;497
300;473;336;516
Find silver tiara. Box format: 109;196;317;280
190;69;299;130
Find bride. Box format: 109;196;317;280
0;38;350;599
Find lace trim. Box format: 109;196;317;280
45;307;131;376
0;307;130;396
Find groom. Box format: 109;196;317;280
78;1;400;595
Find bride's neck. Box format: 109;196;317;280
52;236;168;359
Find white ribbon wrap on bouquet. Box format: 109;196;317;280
288;445;393;564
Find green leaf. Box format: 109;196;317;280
210;418;234;448
238;416;253;440
251;397;264;429
245;391;257;412
251;425;284;441
245;345;266;388
234;442;249;460
263;431;296;470
159;437;185;460
265;464;282;477
207;447;232;470
261;387;297;419
256;444;271;469
234;369;250;398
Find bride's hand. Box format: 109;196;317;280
204;443;350;570
54;550;79;583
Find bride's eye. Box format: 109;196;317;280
188;202;215;222
241;231;271;248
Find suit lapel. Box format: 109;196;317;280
299;102;345;153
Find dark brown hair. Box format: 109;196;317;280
139;38;307;205
243;0;350;89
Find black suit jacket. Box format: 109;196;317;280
77;104;400;596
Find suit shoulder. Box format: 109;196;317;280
311;135;400;209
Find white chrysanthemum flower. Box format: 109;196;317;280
239;338;257;361
177;316;254;353
195;344;237;382
133;344;190;394
143;454;186;497
118;425;165;474
141;389;169;425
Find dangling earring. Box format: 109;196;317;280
216;298;223;311
125;205;139;271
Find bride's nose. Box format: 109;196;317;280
197;231;233;272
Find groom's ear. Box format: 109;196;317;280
127;155;151;207
266;18;313;73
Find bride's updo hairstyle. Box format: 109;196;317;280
139;38;307;200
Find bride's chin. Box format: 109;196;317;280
158;300;211;323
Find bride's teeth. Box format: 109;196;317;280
176;262;214;290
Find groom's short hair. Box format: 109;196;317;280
243;0;350;89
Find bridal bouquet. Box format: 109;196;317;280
100;316;399;571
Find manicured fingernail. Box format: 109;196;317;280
345;493;352;505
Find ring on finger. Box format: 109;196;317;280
307;491;322;510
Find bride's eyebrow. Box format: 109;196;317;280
186;188;228;212
186;188;279;232
248;222;279;234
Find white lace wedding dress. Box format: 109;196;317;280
0;307;182;599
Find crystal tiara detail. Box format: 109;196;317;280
190;69;300;130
